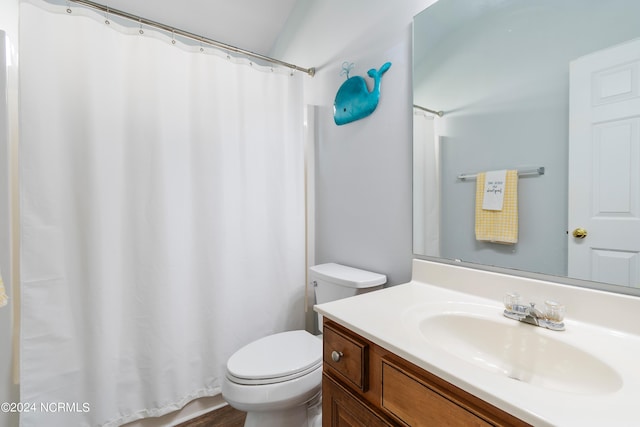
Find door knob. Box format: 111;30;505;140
572;228;588;239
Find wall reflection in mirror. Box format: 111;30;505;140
413;0;640;295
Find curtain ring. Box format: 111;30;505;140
138;19;144;35
104;7;110;25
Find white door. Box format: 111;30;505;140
568;38;640;287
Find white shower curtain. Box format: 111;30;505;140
19;1;305;426
413;109;440;256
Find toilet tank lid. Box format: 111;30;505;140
309;263;386;288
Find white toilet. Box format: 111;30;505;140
221;263;386;427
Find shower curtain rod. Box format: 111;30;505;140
413;104;444;117
67;0;316;77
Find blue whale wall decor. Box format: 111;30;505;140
333;61;392;126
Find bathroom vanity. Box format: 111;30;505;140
315;259;640;426
322;319;528;426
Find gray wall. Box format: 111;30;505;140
273;0;437;285
311;43;414;286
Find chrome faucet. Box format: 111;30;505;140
503;293;565;331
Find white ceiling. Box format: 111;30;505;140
103;0;299;57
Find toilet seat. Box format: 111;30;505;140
226;330;322;385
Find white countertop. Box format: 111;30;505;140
314;259;640;427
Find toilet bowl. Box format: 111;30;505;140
221;330;322;427
221;263;386;427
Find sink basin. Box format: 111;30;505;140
410;305;622;395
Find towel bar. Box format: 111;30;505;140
457;167;545;181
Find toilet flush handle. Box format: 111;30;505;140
331;351;343;362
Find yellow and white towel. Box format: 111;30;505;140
475;170;518;244
0;267;7;307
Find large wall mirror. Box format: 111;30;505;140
413;0;640;296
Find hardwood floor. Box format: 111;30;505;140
175;405;246;427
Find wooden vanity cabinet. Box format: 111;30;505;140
322;320;530;427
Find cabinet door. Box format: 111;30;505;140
323;374;391;427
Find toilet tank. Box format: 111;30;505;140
310;263;386;332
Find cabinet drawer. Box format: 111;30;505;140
323;322;368;391
382;361;491;427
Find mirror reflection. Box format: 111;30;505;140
413;0;640;293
